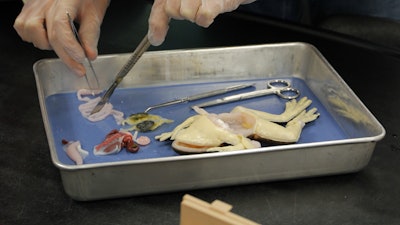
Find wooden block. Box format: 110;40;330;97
180;194;260;225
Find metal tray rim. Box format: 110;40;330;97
50;135;384;171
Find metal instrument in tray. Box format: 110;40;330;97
144;83;255;112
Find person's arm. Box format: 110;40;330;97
148;0;256;46
14;0;256;76
14;0;110;76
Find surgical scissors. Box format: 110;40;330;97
193;79;300;108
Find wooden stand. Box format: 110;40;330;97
180;194;260;225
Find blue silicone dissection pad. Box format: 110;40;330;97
45;78;347;165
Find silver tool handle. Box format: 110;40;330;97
222;88;278;102
185;84;255;101
90;35;150;115
144;83;255;113
193;88;292;108
115;35;151;81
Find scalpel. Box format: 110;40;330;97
90;34;151;115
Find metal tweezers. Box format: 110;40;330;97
67;12;100;90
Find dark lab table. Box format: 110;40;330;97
1;1;399;225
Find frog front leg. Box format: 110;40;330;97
156;115;200;141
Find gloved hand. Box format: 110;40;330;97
14;0;110;76
148;0;256;46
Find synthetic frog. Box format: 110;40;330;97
156;97;319;154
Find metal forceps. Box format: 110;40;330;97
144;83;255;113
193;79;300;108
67;12;100;90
